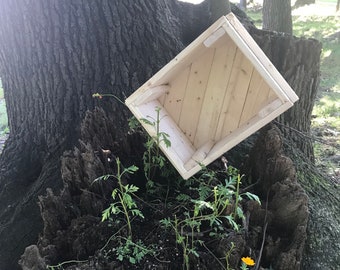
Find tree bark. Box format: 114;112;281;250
209;0;231;21
0;0;235;268
0;0;198;268
0;0;328;269
263;0;293;35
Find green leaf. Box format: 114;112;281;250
102;208;111;221
243;192;261;205
160;218;172;228
226;215;239;231
111;188;118;199
131;209;144;218
236;206;245;219
129;257;136;264
125;165;139;174
140;117;155;126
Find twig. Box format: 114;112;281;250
255;189;270;270
202;242;227;270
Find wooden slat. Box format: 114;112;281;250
251;82;271;116
213;45;241;141
239;69;264;126
178;47;215;143
162;65;191;123
134;85;170;106
220;50;254;138
193;36;237;148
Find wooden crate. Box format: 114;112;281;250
125;13;298;179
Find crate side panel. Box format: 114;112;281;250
219;51;254;138
177;47;216;143
192;36;237;148
162;65;191;123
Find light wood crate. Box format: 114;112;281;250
125;13;298;179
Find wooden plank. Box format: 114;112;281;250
183;100;294;179
178;47;215;143
223;13;299;104
258;99;282;118
193;36;237;147
204;27;226;47
213;45;241;141
220;50;254;138
134;85;170;106
251;82;271;116
162;65;191;123
239;69;264;126
184;140;215;170
267;87;278;102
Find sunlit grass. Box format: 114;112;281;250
312;93;340;129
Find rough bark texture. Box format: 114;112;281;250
0;0;330;269
263;0;293;35
281;137;340;270
245;125;309;270
0;0;193;268
0;0;238;268
249;28;322;161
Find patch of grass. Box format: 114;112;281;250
312;92;340;129
293;15;340;93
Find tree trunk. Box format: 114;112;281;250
209;0;231;21
239;0;247;10
0;0;235;268
263;0;293;35
0;0;329;269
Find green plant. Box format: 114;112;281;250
140;106;172;193
161;167;260;269
94;158;157;265
47;259;88;270
97;157;142;238
114;236;154;264
225;242;235;270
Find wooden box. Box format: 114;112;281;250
125;13;298;179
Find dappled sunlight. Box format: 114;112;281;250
313;93;340;129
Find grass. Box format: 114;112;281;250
292;8;340;135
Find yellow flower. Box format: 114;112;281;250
241;257;255;266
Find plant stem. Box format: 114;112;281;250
233;174;241;219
